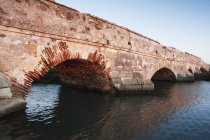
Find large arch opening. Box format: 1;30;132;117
10;42;112;97
54;59;111;92
33;59;111;92
151;67;176;82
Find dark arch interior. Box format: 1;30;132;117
33;59;111;92
151;68;176;81
33;68;61;84
188;69;193;74
200;67;208;73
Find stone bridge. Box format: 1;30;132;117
0;0;210;98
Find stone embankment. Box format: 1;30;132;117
195;72;210;81
177;73;194;82
0;71;26;117
0;71;12;98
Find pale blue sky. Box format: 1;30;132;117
57;0;210;63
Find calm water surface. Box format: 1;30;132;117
0;81;210;140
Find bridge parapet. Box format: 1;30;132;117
0;0;191;61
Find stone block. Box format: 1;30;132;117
132;66;142;71
0;88;12;99
142;84;154;91
121;78;138;85
133;72;144;84
177;73;194;82
119;72;133;79
0;73;11;88
111;77;122;85
110;71;120;78
108;58;115;67
0;98;26;118
118;84;142;92
136;78;144;84
143;80;154;85
104;50;117;59
126;84;142;91
122;67;133;71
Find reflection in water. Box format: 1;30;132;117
26;84;60;123
0;81;210;140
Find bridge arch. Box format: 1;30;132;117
13;42;112;96
151;67;176;81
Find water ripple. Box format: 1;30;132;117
0;81;210;140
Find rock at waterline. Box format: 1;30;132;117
0;98;26;118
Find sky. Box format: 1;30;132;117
57;0;210;63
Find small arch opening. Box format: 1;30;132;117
151;67;176;81
200;67;208;73
188;69;193;74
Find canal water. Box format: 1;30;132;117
0;81;210;140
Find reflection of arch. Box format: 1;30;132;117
13;42;111;96
151;67;176;81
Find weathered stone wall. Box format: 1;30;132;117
0;71;12;98
0;0;209;96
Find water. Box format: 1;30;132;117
0;81;210;140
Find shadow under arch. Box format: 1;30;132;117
54;59;111;92
151;67;176;82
